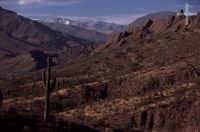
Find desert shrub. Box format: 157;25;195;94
130;62;140;71
55;97;77;110
194;77;200;85
0;87;10;99
64;98;77;107
67;78;95;87
126;47;133;52
189;99;200;128
104;57;110;60
0;90;2;107
164;119;176;132
57;77;96;88
115;51;126;58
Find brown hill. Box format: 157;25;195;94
0;7;95;73
94;12;200;54
129;11;176;27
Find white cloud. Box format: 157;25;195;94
0;0;83;6
18;0;42;5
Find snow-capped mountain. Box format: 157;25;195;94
54;18;126;34
54;18;74;25
39;20;109;43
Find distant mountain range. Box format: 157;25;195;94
53;18;126;34
39;21;109;43
39;12;176;43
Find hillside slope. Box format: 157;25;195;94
0;7;95;73
35;11;200;131
129;11;176;27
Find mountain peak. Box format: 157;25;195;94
129;11;176;27
53;17;126;34
54;18;74;25
0;6;17;15
64;20;70;25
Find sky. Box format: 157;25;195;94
0;0;200;25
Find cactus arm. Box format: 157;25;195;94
42;69;46;89
56;78;60;88
46;57;50;92
50;78;57;92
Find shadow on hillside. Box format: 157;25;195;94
0;108;99;132
30;50;57;70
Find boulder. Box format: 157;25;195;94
176;9;184;17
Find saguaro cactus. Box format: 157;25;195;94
42;57;56;122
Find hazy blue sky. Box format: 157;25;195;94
0;0;200;25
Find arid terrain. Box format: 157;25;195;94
0;6;200;132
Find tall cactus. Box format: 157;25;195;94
42;57;56;122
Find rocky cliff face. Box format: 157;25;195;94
129;11;176;27
94;11;200;54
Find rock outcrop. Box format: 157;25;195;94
94;11;200;54
176;9;184;17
